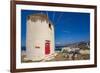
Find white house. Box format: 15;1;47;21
61;47;71;53
26;14;55;61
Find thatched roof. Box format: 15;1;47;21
27;14;49;22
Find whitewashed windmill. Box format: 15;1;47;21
26;14;55;61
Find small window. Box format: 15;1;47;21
49;23;52;30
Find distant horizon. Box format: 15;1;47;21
21;40;90;47
21;10;90;48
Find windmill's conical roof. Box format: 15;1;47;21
27;14;49;22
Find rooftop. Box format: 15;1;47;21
27;14;49;22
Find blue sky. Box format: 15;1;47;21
21;10;90;47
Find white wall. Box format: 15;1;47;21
0;0;100;73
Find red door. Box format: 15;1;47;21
45;40;50;55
